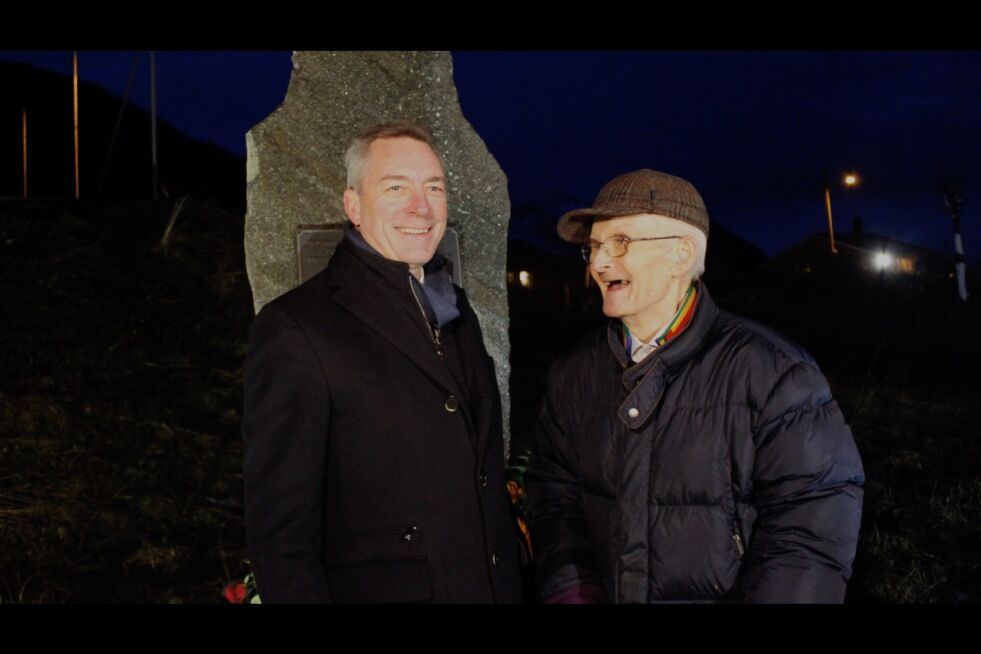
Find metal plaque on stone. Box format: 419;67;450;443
296;226;463;287
436;228;463;287
296;226;344;284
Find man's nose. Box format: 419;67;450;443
408;187;431;216
590;243;614;270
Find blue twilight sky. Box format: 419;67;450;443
1;50;978;258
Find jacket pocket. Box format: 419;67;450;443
718;455;746;563
724;497;746;561
327;523;433;603
342;523;421;541
327;558;432;603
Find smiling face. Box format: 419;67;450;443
589;213;696;341
343;136;448;277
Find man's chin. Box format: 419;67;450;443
602;306;625;319
401;249;439;268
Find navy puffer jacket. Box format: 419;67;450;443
526;284;865;603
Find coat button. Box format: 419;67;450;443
444;395;459;412
491;552;499;566
479;472;488;487
627;407;639;418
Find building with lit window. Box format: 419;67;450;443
763;228;954;281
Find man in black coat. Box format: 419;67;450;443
525;169;864;603
243;121;521;603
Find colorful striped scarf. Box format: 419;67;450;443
622;284;699;355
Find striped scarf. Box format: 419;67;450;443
622;284;699;356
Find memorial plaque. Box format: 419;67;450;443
436;228;463;287
296;226;463;287
296;227;343;284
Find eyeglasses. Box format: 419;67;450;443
580;235;682;263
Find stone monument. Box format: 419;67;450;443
244;51;513;450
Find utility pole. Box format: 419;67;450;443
823;173;838;254
22;109;28;198
944;188;969;301
150;51;159;200
98;52;142;197
73;51;80;199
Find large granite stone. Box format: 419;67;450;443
244;51;513;451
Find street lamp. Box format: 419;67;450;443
823;171;860;254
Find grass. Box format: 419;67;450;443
0;198;252;603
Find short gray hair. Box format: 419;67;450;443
345;120;445;190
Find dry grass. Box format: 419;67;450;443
0;198;252;603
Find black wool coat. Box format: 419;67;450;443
243;237;521;603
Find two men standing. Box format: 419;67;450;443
243;122;863;604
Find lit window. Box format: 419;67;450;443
897;257;915;273
518;270;532;288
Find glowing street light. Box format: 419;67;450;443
844;173;859;187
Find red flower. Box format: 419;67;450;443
223;581;248;604
506;480;525;504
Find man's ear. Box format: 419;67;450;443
673;236;697;276
343;188;360;225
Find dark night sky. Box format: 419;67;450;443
2;50;978;257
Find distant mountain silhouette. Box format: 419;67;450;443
0;61;245;213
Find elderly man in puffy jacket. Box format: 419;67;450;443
525;169;865;604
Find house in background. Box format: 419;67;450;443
764;218;955;281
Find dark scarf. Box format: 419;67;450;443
343;223;460;329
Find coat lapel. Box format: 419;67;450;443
324;241;469;407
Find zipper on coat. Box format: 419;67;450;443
727;469;746;559
408;277;444;358
732;532;745;558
